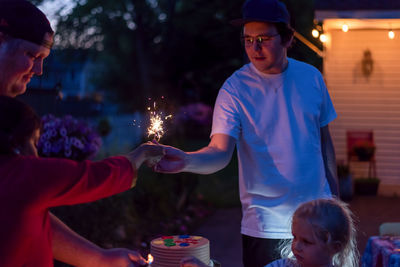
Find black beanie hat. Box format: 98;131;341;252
0;0;54;48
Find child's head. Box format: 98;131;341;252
0;96;41;156
290;198;358;267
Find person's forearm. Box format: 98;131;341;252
184;145;234;174
50;213;102;267
156;134;236;174
321;126;339;197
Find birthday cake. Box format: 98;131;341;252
150;235;210;267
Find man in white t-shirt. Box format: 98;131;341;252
155;0;338;266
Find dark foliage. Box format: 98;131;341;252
37;0;320;111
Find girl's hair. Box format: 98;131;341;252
280;198;359;267
0;96;41;155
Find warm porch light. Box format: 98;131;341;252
293;31;324;57
319;33;327;43
312;29;320;38
342;24;349;32
388;30;395;39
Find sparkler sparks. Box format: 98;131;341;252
146;98;172;141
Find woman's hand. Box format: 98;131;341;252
154;144;187;173
125;142;165;171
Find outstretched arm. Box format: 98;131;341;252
50;143;163;266
321;125;339;197
50;213;147;267
155;134;236;174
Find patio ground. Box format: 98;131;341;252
193;195;400;267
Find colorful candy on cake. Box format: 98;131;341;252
150;235;210;267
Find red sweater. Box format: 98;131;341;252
0;155;135;267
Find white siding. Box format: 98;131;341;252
323;28;400;186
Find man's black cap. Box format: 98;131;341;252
0;0;54;48
230;0;290;26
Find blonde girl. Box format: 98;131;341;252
267;198;359;267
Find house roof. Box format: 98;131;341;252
315;0;400;11
314;0;400;21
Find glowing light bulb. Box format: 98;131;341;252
319;34;327;43
342;24;349;32
388;30;395;39
312;29;319;38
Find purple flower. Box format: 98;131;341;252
38;114;102;161
59;127;67;137
64;149;72;158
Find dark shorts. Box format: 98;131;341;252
242;234;290;267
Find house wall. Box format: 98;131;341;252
323;28;400;196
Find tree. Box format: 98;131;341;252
36;0;242;111
36;0;320;111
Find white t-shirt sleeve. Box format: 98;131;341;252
210;83;241;140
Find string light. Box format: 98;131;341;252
311;21;397;43
388;30;395;39
319;34;327;43
312;29;320;38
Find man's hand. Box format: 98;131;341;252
154;145;187;173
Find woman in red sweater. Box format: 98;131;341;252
0;95;164;267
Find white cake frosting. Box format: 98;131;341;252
150;235;210;267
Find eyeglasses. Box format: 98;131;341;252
241;33;280;47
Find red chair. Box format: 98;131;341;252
346;130;376;178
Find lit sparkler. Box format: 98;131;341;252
147;98;172;141
147;254;153;265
